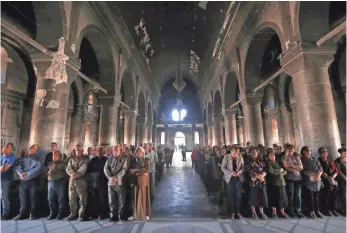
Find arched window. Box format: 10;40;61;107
160;132;165;145
272;119;279;144
88;94;94;105
194;131;199;145
172;108;187;121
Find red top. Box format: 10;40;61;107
191;149;197;161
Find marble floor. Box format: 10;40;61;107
1;152;346;233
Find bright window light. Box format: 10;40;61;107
172;109;180;121
180;109;187;121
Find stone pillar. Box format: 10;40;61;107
280;105;295;145
164;125;169;145
29;54;70;148
146;123;153;143
192;124;196;147
207;122;214;146
98;96;120;147
68;105;84;153
64;109;73;152
281;48;341;157
123;109;137;146
213;116;224;146
241;93;264;146
224;108;238;145
152;124;157;145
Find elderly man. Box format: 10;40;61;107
14;144;42;220
65;145;90;221
104;145;128;221
145;143;158;199
1;143;17;220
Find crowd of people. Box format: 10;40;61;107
0;142;164;222
192;142;346;219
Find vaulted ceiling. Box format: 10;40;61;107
111;1;230;89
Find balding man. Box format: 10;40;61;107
65;145;90;221
104;145;128;221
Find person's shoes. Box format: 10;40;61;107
297;210;305;219
289;211;297;218
260;213;268;220
29;214;37;220
13;214;25;220
310;211;316;219
1;215;10;220
327;210;334;217
252;213;258;220
332;210;341;217
281;213;290;219
56;214;64;220
145;216;150;221
271;213;278;219
78;216;84;222
230;214;235;220
128;216;135;221
236;213;243;220
315;211;324;218
65;214;77;221
46;214;57;220
110;216;119;222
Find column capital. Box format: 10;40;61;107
241;91;264;106
280;43;335;77
123;108;138;117
223;106;238;116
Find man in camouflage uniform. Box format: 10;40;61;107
104;145;128;221
65;145;90;221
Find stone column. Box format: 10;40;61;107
123;109;137;146
213;116;224;146
64;109;73;152
146;123;153;143
192;124;196;147
279;105;295;145
98;96;120;147
224;108;238;145
68;105;84;153
152;124;157;145
241;93;264;146
164;125;169;145
29;54;70;148
207;122;214;146
281;48;341;157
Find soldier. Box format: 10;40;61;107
104;145;128;221
65;145;90;221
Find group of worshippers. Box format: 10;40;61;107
192;143;346;219
0;142;161;222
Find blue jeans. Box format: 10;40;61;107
227;177;242;214
286;179;302;211
1;180;12;216
48;179;67;216
19;178;39;215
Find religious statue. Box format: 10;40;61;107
45;37;69;84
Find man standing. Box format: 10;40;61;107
1;143;17;220
146;143;158;199
14;144;42;220
104;145;128;221
104;147;112;158
65;145;90;221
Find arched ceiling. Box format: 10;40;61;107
112;1;230;86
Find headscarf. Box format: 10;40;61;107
135;146;145;158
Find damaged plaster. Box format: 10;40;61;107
35;89;47;106
46;100;60;109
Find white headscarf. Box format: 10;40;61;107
135;146;145;158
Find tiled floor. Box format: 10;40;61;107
1;152;346;233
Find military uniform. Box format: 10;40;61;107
104;154;128;220
66;155;90;219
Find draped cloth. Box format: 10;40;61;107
133;174;151;220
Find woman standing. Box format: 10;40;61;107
247;148;268;219
266;151;289;219
335;148;346;215
301;146;324;218
128;147;151;221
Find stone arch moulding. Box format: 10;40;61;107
223;71;240;108
242;21;286;90
69;78;84;106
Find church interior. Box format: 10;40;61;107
1;1;346;233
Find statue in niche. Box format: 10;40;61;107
45;37;69;84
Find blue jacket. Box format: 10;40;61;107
16;155;42;181
1;153;17;181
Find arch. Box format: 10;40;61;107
224;72;240;107
147;102;153;123
121;71;136;107
294;2;331;42
175;131;185;138
263;86;278;111
213;90;222;116
244;22;285;90
76;24;115;91
153;109;157;123
83;91;98;106
137;91;146;117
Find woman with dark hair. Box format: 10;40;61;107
127;147;151;221
318;147;340;216
266;151;289;219
301;146;324;218
335;148;346;215
247;148;268;219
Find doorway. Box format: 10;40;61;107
174;131;186;152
